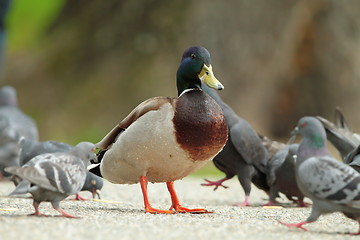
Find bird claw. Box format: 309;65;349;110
233;202;251;207
201;178;229;191
71;194;88;201
297;201;311;208
145;206;175;214
28;212;49;217
262;201;280;207
171;204;212;214
278;220;308;231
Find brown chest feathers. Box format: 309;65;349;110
173;89;228;161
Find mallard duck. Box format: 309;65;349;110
92;46;228;214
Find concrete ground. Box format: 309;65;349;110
0;177;358;240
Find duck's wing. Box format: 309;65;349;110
96;96;177;150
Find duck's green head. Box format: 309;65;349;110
176;46;224;96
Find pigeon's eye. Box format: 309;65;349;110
190;54;196;59
300;122;307;128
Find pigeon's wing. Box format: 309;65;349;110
267;146;289;186
229;120;268;173
258;134;286;160
298;156;360;208
317;116;360;160
19;139;73;166
43;154;87;194
8;153;86;195
5;165;59;192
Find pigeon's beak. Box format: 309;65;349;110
92;188;101;199
287;126;299;144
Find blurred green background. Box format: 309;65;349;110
3;0;360;175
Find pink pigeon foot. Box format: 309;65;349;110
201;177;229;191
71;194;88;201
278;220;310;231
54;208;79;218
297;200;311;207
29;202;48;217
262;200;280;206
233;196;251;207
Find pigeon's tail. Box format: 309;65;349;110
316;115;357;160
346;144;360;165
334;107;350;130
9;179;31;196
5;166;31;195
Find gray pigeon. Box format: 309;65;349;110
0;86;38;141
279;116;360;235
265;143;307;206
78;172;103;199
200;84;270;206
13;138;103;199
5;142;96;218
317;108;360;161
0;86;38;177
345;145;360;173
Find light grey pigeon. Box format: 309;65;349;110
316;107;360;161
279;116;360;235
0;86;38;177
13;138;103;200
5;142;96;218
265;143;307;207
0;86;38;141
200;83;270;206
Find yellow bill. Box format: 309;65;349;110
198;64;224;90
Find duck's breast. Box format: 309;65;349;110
101;103;208;184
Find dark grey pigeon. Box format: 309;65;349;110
5;142;96;218
258;134;286;160
265;143;307;207
14;138;103;199
317;108;360;161
279;116;360;235
0;86;38;177
18;138;72;166
80;172;103;199
200;84;270;206
345;145;360;173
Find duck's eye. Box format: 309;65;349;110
190;54;196;59
205;71;209;75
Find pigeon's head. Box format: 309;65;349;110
291;116;327;148
83;172;103;199
0;86;17;107
73;142;97;166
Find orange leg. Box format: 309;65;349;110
140;176;174;214
167;181;212;213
